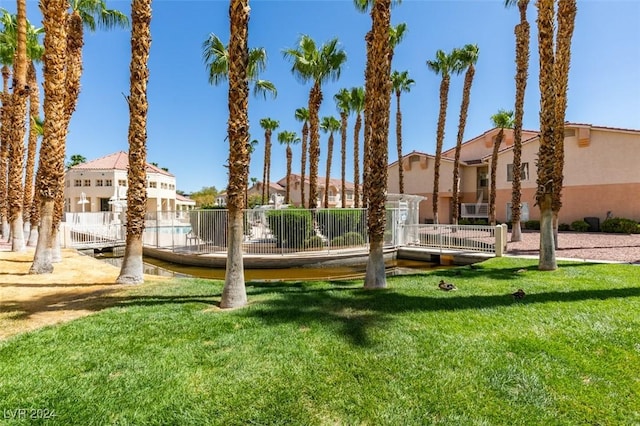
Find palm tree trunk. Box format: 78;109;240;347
432;75;450;225
23;62;40;230
285;145;292;204
300;121;308;208
324;133;334;208
510;3;530;242
220;0;250;309
489;130;504;225
452;64;475;225
0;93;10;239
536;0;557;271
364;0;392;289
353;113;361;208
7;0;29;252
395;91;404;194
340;112;347;208
308;82;322;210
117;0;151;284
551;0;577;249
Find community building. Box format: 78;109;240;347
387;123;640;226
64;151;196;215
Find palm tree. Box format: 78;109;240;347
259;118;279;204
320;116;340;208
355;0;394;289
6;0;29;251
506;0;530;243
350;86;365;208
535;0;557;271
552;0;577;248
202;33;277;99
294;107;309;207
277;130;300;204
489;109;514;225
427;48;463;224
116;0;151;284
283;35;346;210
245;138;257;206
390;70;414;194
334;88;351;208
451;44;479;225
29;0;68;274
220;0;250;308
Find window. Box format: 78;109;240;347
149;182;157;188
96;179;103;187
506;202;530;222
161;183;167;189
118;179;126;187
105;179;113;187
83;179;91;186
346;193;353;201
507;162;529;182
74;179;82;187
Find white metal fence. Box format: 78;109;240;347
62;209;502;256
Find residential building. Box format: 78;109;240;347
64;151;195;214
388;124;640;225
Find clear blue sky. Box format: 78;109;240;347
7;0;640;194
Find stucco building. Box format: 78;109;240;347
388;124;640;225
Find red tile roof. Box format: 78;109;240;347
71;151;174;177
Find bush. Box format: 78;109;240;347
524;220;540;230
343;231;365;246
330;236;346;247
558;223;571;232
316;210;366;240
305;235;325;249
458;219;472;225
266;210;313;249
601;217;640;234
570;220;590;232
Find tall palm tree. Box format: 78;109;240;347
283;35;346;210
116;0;151;284
350;86;365;208
552;0;577;248
320;116;340;208
202;33;277;99
294;107;309;207
220;0;250;309
355;0;394;289
245;138;257;207
451;44;479;225
390;69;414;194
489;109;514;226
334;88;351;208
6;0;29;251
277;130;300;204
427;48;463;224
29;0;68;274
506;0;530;243
259;117;279;204
535;0;557;271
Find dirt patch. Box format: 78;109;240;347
0;247;164;341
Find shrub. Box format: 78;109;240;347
524;220;540;230
330;236;345;247
305;235;325;249
558;223;571;232
601;217;640;234
458;219;471;225
267;210;313;249
343;232;365;246
316;210;366;240
570;220;590;232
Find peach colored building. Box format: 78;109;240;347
388;124;640;226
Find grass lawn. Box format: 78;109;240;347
1;258;639;425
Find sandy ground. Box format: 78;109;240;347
0;245;164;341
1;231;639;341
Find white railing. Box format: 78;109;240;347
61;222;126;249
402;224;498;254
461;203;489;218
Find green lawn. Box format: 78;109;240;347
1;258;639;425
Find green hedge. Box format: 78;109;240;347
316;210;366;241
601;217;640;234
570;220;589;232
266;209;314;249
524;220;540;230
